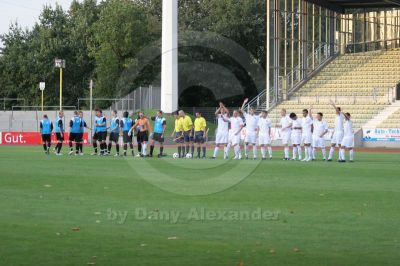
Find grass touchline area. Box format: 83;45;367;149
0;146;399;266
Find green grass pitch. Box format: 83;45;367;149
1;146;399;266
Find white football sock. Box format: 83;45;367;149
340;148;345;161
304;146;309;160
328;147;334;160
142;143;147;155
292;147;297;159
339;147;344;160
244;144;249;156
252;145;257;158
225;144;231;157
234;145;240;157
297;146;302;160
213;147;219;157
349;149;354;161
261;146;266;158
321;148;326;160
284;147;289;159
268;146;272;158
312;147;316;159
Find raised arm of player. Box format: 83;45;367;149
219;102;229;115
240;98;249;114
215;106;222;116
329;100;342;114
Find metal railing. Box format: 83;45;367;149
247;44;338;112
1;98;26;111
110;85;161;111
78;98;130;111
11;106;76;111
346;38;400;54
291;86;396;104
286;44;338;96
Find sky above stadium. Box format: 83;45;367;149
0;0;72;35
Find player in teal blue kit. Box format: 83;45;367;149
91;109;107;156
108;110;121;156
150;110;167;158
40;114;53;154
68;111;83;155
54;111;65;156
120;111;134;156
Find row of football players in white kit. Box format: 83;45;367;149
212;99;354;162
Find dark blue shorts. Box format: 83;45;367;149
183;130;193;142
175;132;184;143
194;131;204;144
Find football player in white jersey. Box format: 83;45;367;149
339;112;354;162
257;110;273;160
301;109;313;161
240;98;259;160
226;110;244;160
290;113;302;160
212;102;230;159
312;112;329;160
277;109;292;160
328;102;345;161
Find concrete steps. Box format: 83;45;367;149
362;101;400;129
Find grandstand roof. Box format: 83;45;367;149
306;0;400;13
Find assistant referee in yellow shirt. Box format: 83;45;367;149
179;110;193;157
172;111;184;158
194;111;207;158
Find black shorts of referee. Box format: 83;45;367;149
194;131;205;144
137;131;149;143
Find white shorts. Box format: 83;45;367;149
245;132;257;144
291;131;302;145
258;135;271;145
312;135;325;148
331;131;344;145
281;131;291;145
215;131;229;144
230;133;241;146
341;135;354;148
302;133;312;145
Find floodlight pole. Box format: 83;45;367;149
90;79;93;144
266;0;270;110
59;67;63;110
55;59;66;110
39;82;45;111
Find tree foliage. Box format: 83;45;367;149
0;0;265;108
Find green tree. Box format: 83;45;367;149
90;0;161;101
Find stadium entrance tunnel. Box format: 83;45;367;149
179;86;217;107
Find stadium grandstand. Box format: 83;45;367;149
245;0;400;147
